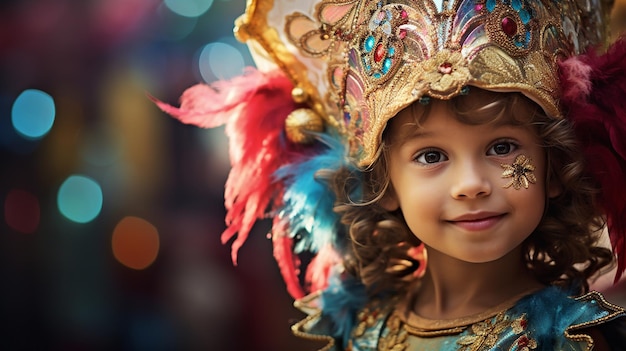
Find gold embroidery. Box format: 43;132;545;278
509;334;537;351
501;155;537;189
457;312;511;351
456;312;539;351
510;314;537;351
353;305;381;337
510;314;528;334
378;315;408;351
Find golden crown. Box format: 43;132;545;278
235;0;614;166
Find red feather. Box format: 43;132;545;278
153;68;304;263
272;217;305;299
559;37;626;282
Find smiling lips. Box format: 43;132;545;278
447;212;506;231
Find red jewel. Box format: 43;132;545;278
475;4;484;11
401;9;408;19
501;16;517;36
518;336;529;347
438;62;453;74
520;319;527;329
374;43;386;62
399;29;407;39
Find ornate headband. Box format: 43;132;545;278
236;0;613;166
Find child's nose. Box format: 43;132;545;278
449;161;492;199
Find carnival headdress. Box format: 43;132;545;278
154;0;626;305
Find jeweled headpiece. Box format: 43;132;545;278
237;0;613;165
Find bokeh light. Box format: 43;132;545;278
4;189;40;234
198;41;245;82
164;0;214;18
156;4;198;41
112;216;160;270
11;89;56;139
57;175;103;223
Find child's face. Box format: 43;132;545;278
384;100;548;263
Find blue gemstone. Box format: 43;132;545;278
362;57;371;72
388;47;395;56
486;0;496;12
373;72;382;79
519;9;530;24
382;58;392;74
512;0;522;11
364;35;375;52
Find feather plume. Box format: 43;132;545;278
274;134;349;252
271;133;351;298
306;244;343;294
153;68;306;263
559;37;626;282
272;217;305;299
319;273;367;345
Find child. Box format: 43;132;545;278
155;0;626;349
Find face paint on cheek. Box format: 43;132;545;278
501;154;537;190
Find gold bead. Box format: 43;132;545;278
291;87;308;104
285;108;324;144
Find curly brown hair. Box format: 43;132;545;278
330;89;614;297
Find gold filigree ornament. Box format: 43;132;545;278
415;50;471;99
501;155;537;190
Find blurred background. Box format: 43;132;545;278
0;1;625;350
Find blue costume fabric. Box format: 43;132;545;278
294;286;626;350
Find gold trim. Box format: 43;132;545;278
397;288;539;337
291;311;336;351
564;291;626;351
234;0;333;128
291;292;337;351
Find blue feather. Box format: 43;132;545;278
274;133;354;254
319;273;368;345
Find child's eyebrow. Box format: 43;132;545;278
390;125;432;146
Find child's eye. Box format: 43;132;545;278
414;150;448;164
487;141;517;155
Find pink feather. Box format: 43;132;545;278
559;37;626;282
305;244;342;293
153;68;305;263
